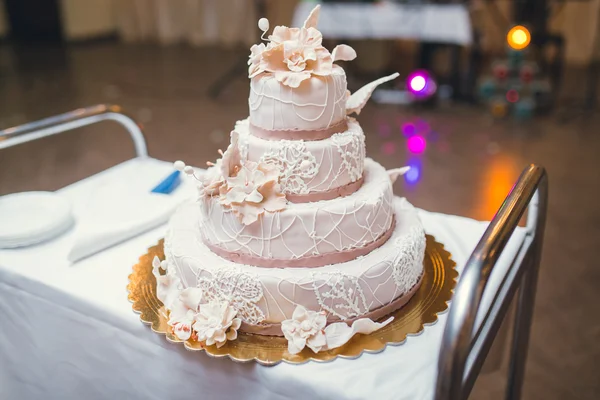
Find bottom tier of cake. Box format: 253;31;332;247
164;197;426;336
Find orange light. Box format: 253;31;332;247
475;154;520;220
507;26;531;50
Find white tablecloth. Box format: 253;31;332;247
292;2;473;46
0;158;525;400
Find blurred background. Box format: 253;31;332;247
0;0;598;398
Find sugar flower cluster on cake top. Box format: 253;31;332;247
248;5;357;88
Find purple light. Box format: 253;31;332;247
402;123;415;137
405;165;420;184
410;76;426;92
404;159;422;185
406;70;437;99
407;135;427;154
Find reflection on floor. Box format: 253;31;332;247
1;42;599;400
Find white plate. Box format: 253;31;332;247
0;191;73;248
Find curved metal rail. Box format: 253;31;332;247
435;164;548;400
0;104;148;157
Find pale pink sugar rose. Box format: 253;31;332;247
281;305;327;355
167;287;204;341
247;5;356;87
248;43;266;78
261;26;332;88
220;131;242;178
282;305;395;355
192;301;242;348
202;163;224;196
202;131;242;196
170;309;196;341
331;44;357;62
220;161;287;225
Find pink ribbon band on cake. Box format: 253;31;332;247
285;177;364;203
206;217;395;269
239;274;424;336
249;119;348;141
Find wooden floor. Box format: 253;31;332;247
1;42;599;399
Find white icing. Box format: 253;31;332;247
248;67;348;132
235;118;365;195
165;197;425;325
197;158;392;261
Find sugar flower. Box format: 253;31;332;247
260;26;332;88
170;309;196;341
247;5;356;88
281;305;327;355
281;305;394;355
220;161;286;225
168;287;204;341
192;300;242;348
220;131;242;179
197;131;242;196
248;43;266;78
152;256;181;310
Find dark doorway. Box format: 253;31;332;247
4;0;63;43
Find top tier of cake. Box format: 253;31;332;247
249;66;348;136
246;5;364;139
246;6;398;139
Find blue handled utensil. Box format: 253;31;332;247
151;170;181;194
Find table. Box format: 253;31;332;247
0;157;527;400
292;2;473;46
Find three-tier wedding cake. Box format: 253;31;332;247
153;5;426;355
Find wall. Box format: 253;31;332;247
562;0;600;64
59;0;116;40
0;0;7;38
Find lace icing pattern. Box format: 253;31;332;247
310;271;369;320
259;140;319;195
392;226;427;293
194;267;266;325
332;129;364;183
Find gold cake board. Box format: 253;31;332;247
127;235;457;365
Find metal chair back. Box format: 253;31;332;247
436;165;548;399
0;104;147;157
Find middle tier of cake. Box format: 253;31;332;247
198;158;394;268
235;117;365;201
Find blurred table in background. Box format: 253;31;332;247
292;1;474;100
292;2;472;45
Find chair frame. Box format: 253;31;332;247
1;105;547;400
435;165;547;399
0;104;147;158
